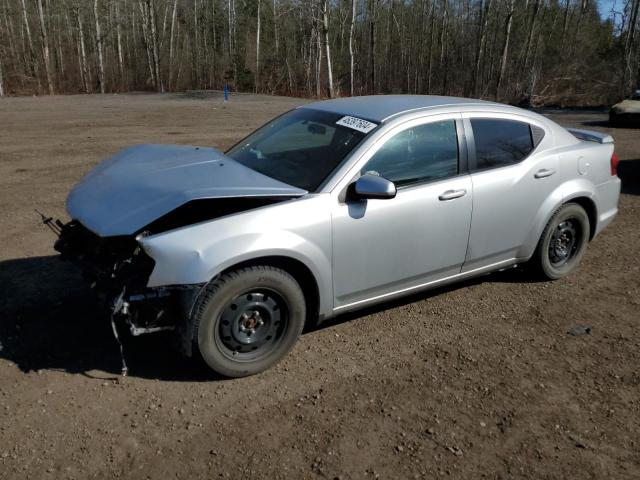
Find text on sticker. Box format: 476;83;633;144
336;116;378;133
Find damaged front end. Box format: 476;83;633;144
50;144;308;373
54;220;203;372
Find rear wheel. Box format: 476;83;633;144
193;266;306;377
532;203;590;280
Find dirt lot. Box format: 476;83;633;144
0;93;639;480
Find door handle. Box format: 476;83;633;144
438;189;467;201
535;168;556;179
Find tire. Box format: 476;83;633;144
609;112;619;127
193;265;306;378
532;203;590;280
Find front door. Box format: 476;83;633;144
331;116;473;310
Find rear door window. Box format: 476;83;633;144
470;119;535;170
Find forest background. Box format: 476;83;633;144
0;0;639;106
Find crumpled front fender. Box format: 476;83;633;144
138;195;334;317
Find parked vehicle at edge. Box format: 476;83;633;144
609;90;640;127
55;95;621;377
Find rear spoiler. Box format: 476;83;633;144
567;128;614;144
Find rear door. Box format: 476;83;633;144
462;114;560;271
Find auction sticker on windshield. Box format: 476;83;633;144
336;116;378;133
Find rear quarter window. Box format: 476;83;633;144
471;118;536;170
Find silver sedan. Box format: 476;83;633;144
56;95;621;377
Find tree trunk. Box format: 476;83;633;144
194;0;199;86
521;0;540;74
273;0;279;55
138;0;156;88
496;0;514;99
36;0;53;94
0;57;4;96
169;0;177;90
624;0;640;91
20;0;41;92
228;0;237;85
369;0;375;93
211;0;217;87
149;0;162;92
256;0;261;92
93;0;105;93
228;0;233;59
77;5;89;93
159;1;169;48
349;0;356;96
130;1;138;82
322;0;334;98
426;5;436;93
559;0;570;53
473;0;493;97
56;11;66;85
2;2;18;73
315;24;321;97
115;0;125;89
439;0;448;94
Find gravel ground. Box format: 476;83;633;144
0;93;639;480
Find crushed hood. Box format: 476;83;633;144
67;144;307;237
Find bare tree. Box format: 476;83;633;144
496;0;514;99
168;0;177;89
115;0;125;88
76;3;90;93
256;0;261;92
321;0;334;97
624;0;640;91
94;0;105;93
149;0;162;91
0;55;4;96
473;0;493;97
349;0;355;96
273;0;279;55
19;0;41;91
520;0;541;76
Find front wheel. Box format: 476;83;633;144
531;203;590;280
193;266;306;377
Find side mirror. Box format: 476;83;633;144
352;174;397;200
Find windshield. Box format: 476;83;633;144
226;109;371;191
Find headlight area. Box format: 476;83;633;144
54;221;204;373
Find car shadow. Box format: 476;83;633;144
581;119;640;129
0;255;541;382
311;265;541;332
618;158;640;195
0;255;216;382
580;120;611;128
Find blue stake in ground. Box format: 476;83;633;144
223;84;229;102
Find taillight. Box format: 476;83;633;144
611;152;620;176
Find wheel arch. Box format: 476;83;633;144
520;184;598;261
563;195;598;240
219;255;322;327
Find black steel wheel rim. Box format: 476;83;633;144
548;218;581;266
215;289;288;361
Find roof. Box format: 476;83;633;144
301;95;498;123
